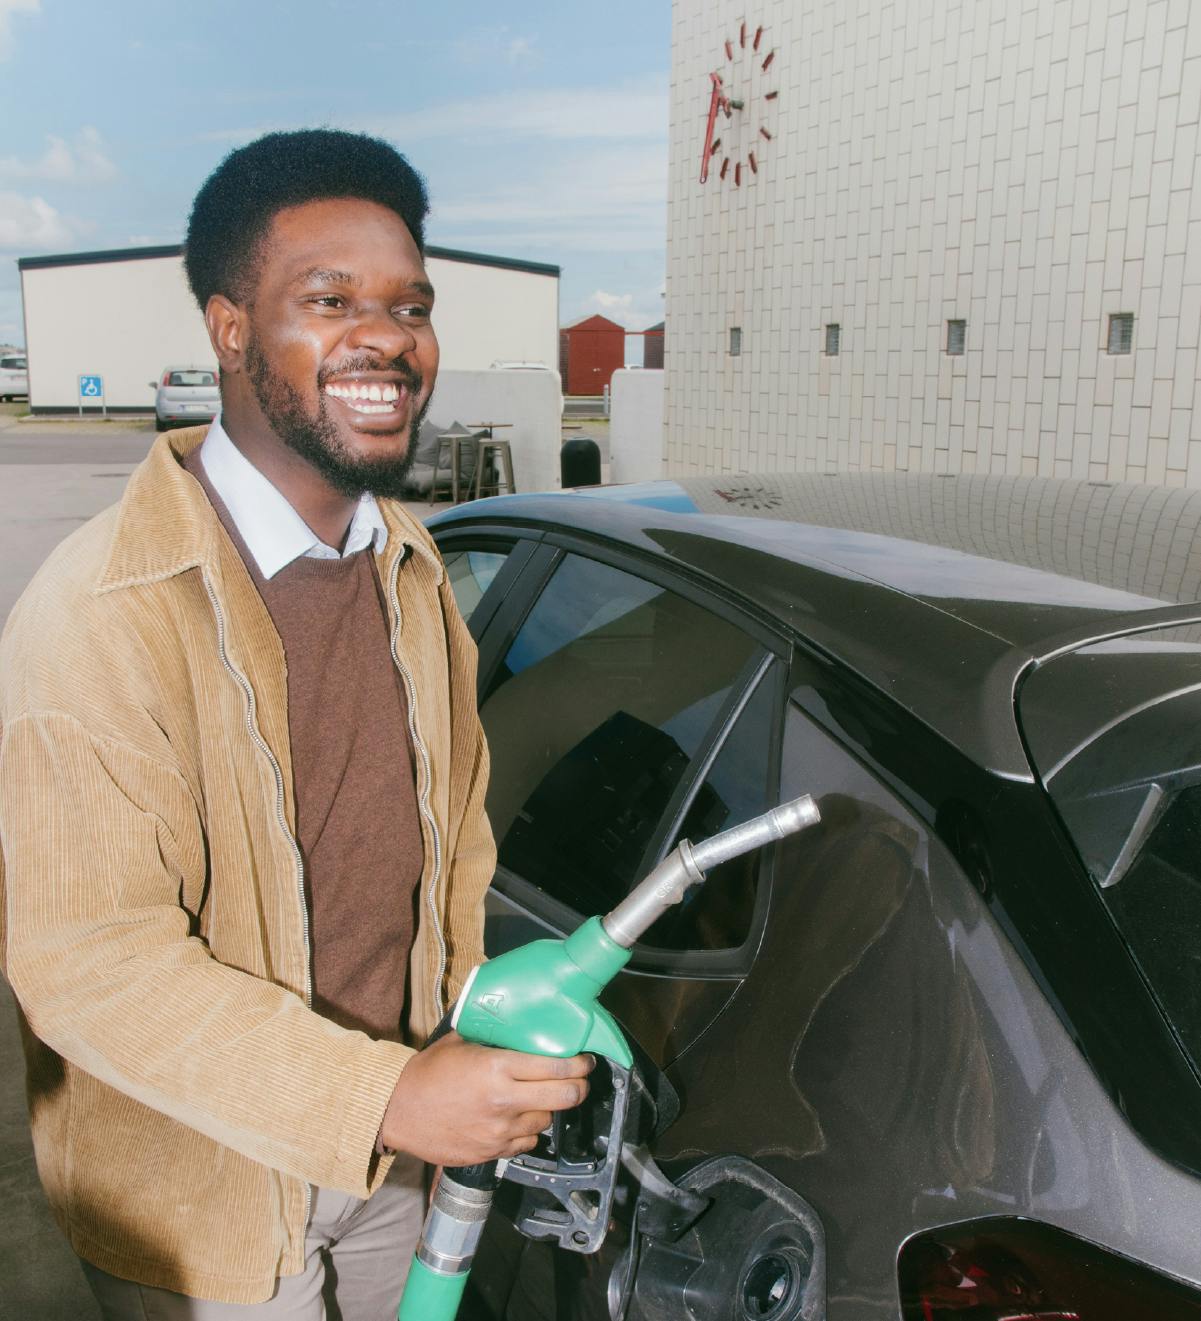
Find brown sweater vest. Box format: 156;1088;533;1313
185;451;423;1042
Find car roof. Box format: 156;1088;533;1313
432;473;1201;779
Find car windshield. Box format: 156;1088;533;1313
2;357;25;369
168;370;216;387
1019;622;1201;1070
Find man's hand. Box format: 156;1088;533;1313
381;1031;595;1167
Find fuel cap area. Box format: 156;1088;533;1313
611;1155;825;1321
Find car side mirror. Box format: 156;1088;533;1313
147;381;156;389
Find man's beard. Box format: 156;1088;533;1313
244;338;429;500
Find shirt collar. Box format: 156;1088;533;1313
196;420;388;580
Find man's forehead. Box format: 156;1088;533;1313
263;198;427;278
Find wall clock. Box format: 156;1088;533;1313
699;20;779;186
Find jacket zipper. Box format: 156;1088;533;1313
387;551;448;1022
201;570;313;1233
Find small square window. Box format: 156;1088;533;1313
825;323;841;356
1108;313;1134;354
729;326;742;356
946;320;967;355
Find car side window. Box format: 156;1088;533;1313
443;548;510;624
480;552;762;922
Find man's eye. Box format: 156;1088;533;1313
396;304;431;319
310;295;345;309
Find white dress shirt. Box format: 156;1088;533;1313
195;421;388;580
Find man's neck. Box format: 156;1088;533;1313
222;421;358;552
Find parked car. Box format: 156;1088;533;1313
150;365;220;429
428;472;1201;1321
0;352;28;401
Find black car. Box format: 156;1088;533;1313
428;472;1201;1321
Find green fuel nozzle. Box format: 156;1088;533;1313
397;794;820;1321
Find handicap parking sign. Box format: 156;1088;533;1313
79;374;103;398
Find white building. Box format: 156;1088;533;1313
667;0;1201;487
19;243;560;413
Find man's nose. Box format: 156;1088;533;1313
345;304;418;360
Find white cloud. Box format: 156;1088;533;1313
0;128;117;184
592;290;634;311
370;74;667;144
575;283;665;332
454;25;541;70
0;0;38;61
430;142;667;256
0;191;78;249
195;73;668;151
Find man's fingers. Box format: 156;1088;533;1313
502;1051;595;1081
509;1078;590;1114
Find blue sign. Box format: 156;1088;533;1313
79;374;103;398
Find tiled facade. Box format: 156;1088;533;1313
666;0;1201;486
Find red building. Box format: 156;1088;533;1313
559;314;625;396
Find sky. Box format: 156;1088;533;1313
0;0;670;350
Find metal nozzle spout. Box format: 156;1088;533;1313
601;794;820;948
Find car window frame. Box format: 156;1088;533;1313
438;532;543;642
433;523;794;977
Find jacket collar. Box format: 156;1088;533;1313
95;427;443;595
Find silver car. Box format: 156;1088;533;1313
151;365;220;430
0;353;28;401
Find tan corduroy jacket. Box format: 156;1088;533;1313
0;428;495;1303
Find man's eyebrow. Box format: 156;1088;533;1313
293;267;362;287
407;279;436;299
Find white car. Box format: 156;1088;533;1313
150;365;220;430
0;353;28;401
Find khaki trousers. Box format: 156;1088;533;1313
82;1153;426;1320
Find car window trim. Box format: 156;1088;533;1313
620;653;789;977
438;532;542;643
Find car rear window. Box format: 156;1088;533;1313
1019;624;1201;1068
168;370;217;386
1;357;25;369
479;551;762;929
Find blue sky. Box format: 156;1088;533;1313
0;0;669;347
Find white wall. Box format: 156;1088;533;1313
609;368;665;483
22;256;213;411
668;0;1201;487
427;368;563;493
427;254;558;371
22;248;559;411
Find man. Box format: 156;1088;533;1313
0;128;591;1318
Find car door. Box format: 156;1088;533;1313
439;528;790;1065
437;527;832;1316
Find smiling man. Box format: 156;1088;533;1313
0;129;591;1319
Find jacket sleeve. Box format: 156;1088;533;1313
0;709;412;1198
437;574;497;1005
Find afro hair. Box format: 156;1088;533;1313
183;128;430;309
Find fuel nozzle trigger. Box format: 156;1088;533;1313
502;1058;632;1253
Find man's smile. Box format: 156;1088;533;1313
322;375;414;419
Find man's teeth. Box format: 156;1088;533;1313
323;381;403;413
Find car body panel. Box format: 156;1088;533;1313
429;474;1201;1318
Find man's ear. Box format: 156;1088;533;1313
205;295;247;374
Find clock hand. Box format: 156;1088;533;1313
700;71;723;183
